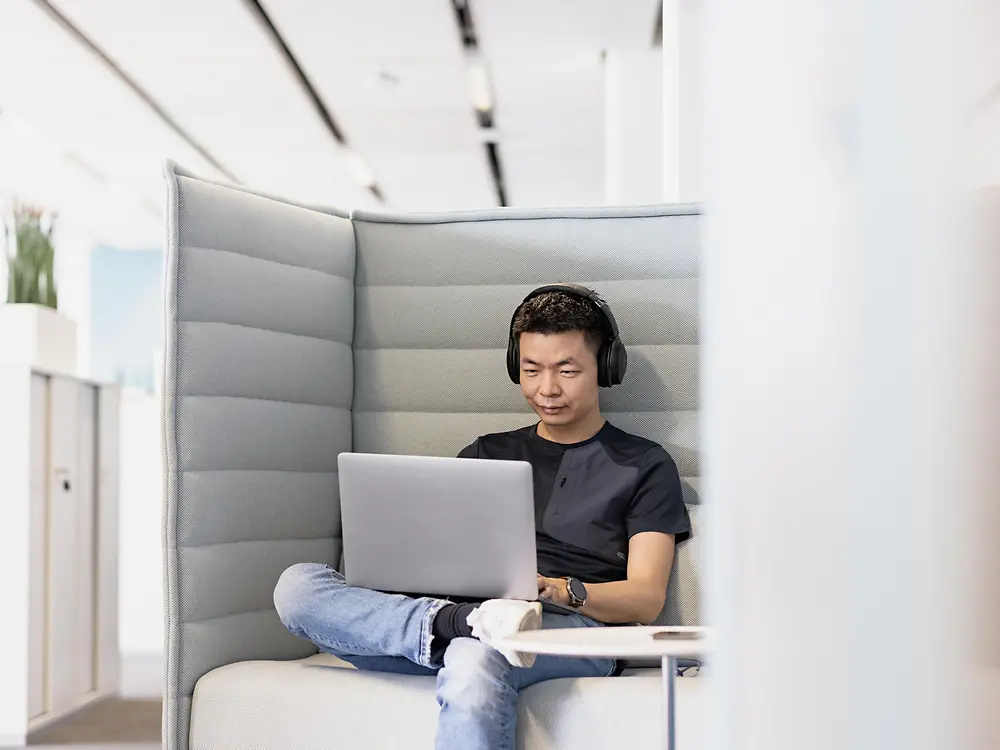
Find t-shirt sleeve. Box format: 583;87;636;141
626;446;691;543
456;439;481;459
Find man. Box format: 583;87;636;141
273;284;691;750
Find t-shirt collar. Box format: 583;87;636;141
529;420;610;451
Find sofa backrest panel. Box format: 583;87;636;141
162;164;355;750
351;206;700;481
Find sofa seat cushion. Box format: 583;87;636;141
189;653;708;750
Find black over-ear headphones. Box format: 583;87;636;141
507;283;627;388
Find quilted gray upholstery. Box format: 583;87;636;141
163;163;355;750
351;207;700;482
163;164;703;750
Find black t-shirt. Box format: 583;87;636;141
458;422;691;584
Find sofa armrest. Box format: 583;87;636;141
162;162;354;750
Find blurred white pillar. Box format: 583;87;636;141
662;0;705;203
660;0;681;203
964;190;1000;745
604;50;663;204
605;4;704;205
701;0;997;749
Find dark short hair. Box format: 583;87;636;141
511;291;604;356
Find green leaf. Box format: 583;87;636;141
3;204;58;308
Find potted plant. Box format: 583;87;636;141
0;202;77;375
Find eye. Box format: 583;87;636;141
560;370;579;376
522;368;538;375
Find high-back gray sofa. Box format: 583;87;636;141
161;161;705;750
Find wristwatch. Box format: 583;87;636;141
563;577;588;608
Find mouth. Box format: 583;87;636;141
538;405;565;415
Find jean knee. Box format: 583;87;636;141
273;562;333;629
437;638;515;709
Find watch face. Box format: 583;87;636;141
569;578;587;602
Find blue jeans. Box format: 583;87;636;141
273;562;616;750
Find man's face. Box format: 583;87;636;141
518;330;601;429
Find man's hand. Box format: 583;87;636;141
537;575;571;606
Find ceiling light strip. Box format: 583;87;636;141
485;142;507;207
240;0;385;201
240;0;345;143
30;0;240;184
450;0;507;207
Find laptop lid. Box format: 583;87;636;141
338;452;538;600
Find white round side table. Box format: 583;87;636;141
501;626;712;750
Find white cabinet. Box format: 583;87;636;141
0;367;120;746
26;374;47;721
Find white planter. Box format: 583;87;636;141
0;304;77;376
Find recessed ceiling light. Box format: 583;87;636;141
343;150;376;188
468;63;493;112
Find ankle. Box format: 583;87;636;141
432;602;477;642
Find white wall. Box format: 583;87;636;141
117;387;164;697
605;50;664;204
52;226;93;378
963;0;1000;188
676;0;704;201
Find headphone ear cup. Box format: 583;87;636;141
507;337;521;384
609;339;627;386
596;342;612;388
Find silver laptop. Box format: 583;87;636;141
338;452;539;601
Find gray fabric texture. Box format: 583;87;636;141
352;202;700;224
177;245;354;343
163;163;704;750
661;502;702;626
162;162;354;750
189;654;709;750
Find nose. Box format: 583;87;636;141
538;370;561;397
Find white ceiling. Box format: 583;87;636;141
260;0;494;210
48;0;378;209
490;57;607;206
0;0;663;247
0;115;163;248
471;0;661;57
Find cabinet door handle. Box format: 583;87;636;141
53;468;72;492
